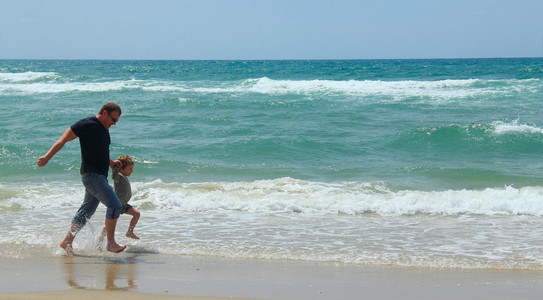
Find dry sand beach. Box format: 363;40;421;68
2;252;543;300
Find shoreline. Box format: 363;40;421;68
2;252;543;300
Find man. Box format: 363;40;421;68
38;102;126;254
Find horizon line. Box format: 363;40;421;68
0;56;542;61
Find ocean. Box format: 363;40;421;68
2;58;543;269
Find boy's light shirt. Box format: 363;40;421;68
112;165;132;206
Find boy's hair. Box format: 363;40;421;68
99;102;122;116
117;155;134;169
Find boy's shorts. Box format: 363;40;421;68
121;203;133;214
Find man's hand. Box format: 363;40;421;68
37;156;50;167
110;159;122;169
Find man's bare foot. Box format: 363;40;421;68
59;241;74;255
107;243;127;253
126;232;140;240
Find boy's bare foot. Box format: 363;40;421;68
107;243;127;253
59;241;74;255
126;232;140;240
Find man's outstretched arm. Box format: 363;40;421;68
38;127;77;167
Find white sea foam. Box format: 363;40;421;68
3;180;543;269
0;184;82;211
0;71;58;83
0;76;536;102
249;77;483;98
113;178;543;216
0;80;143;95
3;179;543;216
243;77;543;103
492;120;543;134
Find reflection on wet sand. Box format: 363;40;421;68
62;247;159;291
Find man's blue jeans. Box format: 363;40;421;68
72;172;122;227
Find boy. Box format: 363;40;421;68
100;155;141;241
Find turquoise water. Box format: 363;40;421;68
2;58;543;269
3;58;543;189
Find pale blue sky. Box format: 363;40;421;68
1;0;542;60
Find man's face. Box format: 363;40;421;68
105;111;120;129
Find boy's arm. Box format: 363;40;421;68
37;128;77;167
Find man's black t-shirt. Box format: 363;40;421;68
70;116;110;177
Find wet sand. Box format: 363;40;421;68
2;249;543;300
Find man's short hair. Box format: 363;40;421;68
99;102;122;116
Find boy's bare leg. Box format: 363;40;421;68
105;217;126;253
125;208;140;240
59;223;82;255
